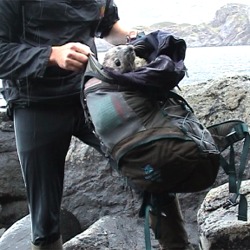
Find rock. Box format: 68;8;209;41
0;228;6;238
0;213;158;250
60;209;82;243
63;215;159;250
197;180;250;250
141;4;250;47
0;201;28;230
0;112;28;229
210;4;250;46
179;75;250;126
0;215;31;250
0;209;82;249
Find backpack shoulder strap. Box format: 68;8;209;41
207;120;250;221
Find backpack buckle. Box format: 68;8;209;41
223;198;239;209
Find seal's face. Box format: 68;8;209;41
103;45;136;73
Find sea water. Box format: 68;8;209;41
180;45;250;85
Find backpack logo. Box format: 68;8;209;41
143;165;162;183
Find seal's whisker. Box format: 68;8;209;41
134;44;146;50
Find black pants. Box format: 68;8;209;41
13;102;101;246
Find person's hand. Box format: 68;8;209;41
128;30;138;41
49;42;94;71
126;31;145;43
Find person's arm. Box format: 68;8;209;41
96;0;138;46
103;20;138;45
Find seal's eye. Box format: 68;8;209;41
114;59;121;67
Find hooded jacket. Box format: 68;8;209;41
0;0;119;104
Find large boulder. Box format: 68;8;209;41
63;215;160;250
179;75;250;125
0;209;82;250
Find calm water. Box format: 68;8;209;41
1;45;249;107
180;45;250;85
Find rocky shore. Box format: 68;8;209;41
0;74;250;249
137;4;250;48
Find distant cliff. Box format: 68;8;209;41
136;3;250;47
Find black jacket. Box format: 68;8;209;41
0;0;119;103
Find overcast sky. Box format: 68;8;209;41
115;0;250;27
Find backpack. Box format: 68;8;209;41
81;31;250;220
81;35;250;250
83;75;220;193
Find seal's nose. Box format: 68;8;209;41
126;45;134;52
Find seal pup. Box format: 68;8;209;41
102;44;147;73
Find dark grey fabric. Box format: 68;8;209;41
14;102;101;245
0;0;119;102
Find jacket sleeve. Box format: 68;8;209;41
0;1;51;80
96;0;120;38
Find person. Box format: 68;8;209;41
0;1;193;249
